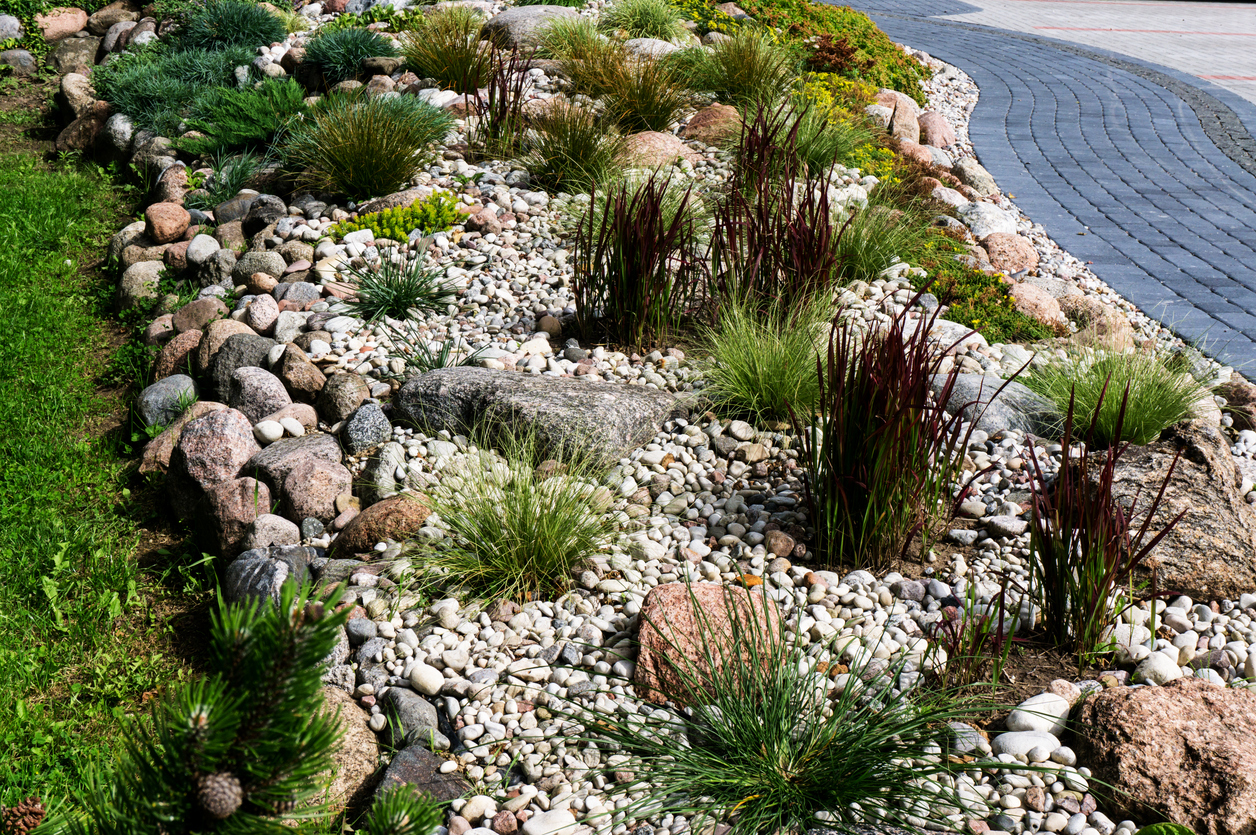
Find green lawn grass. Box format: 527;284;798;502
0;152;185;804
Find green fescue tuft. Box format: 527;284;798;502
537;16;606;60
421;433;618;602
306;26;399;85
339;248;457;323
598;0;687;41
833;200;934;285
599;54;696;133
792;105;874;176
400;6;492;94
283;91;454;199
523;102;627;195
564;582;994;835
667;28;800;108
700;295;828;423
1022;349;1210;447
172;0;286;51
184;148;267;212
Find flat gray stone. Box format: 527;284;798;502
396;367;695;465
480;5;578;49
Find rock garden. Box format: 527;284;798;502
5;0;1256;833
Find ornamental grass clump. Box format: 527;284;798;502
712;104;851;312
834;200;935;284
283;91;454;199
400;6;492;94
467;48;531;160
421;433;617;602
598;0;687;41
339;249;457;323
523;102;627;194
573;174;707;349
1022;348;1210;447
537;16;606;61
667;27;800;108
172;0;286;51
699;294;827;423
790;302;987;572
1028;388;1185;669
572;582;992;835
598;54;697;133
305;26;399;85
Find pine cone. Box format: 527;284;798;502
1;797;46;835
197;772;243;820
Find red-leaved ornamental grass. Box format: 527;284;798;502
1027;384;1185;669
790;301;990;572
713;102;853;315
468;48;532;160
573;174;706;349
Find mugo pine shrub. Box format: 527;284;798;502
179;77;307;155
45;583;382;832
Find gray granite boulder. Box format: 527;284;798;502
396;367;695;465
210;332;276;399
137;374;198;429
244;433;343;493
342;402;392;454
379;687;451;750
224;545;319;605
931;373;1059;438
480;5;578;49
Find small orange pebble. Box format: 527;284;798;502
735;574;763;588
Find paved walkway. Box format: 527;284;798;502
840;0;1256;368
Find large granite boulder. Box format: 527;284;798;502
930;374;1060;438
1073;678;1256;835
374;744;471;804
167;408;260;518
479;5;578;49
223;544;319;605
332;494;431;557
1089;420;1256;601
634;582;781;706
396;367;694;465
318;686;380;814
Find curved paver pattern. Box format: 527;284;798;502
840;0;1256;368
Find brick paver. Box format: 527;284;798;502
841;0;1256;368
